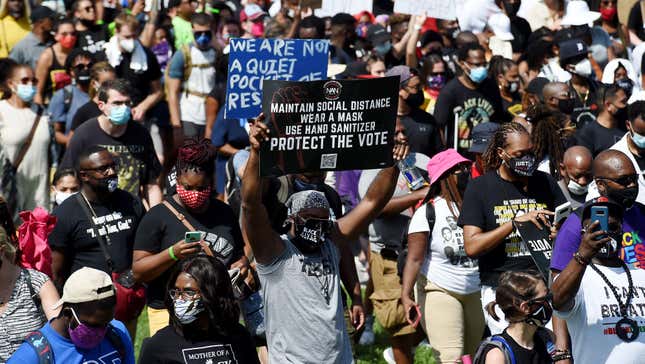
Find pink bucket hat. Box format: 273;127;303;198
426;149;471;186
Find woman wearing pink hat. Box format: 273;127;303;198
401;149;484;363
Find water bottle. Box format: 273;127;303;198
398;154;427;191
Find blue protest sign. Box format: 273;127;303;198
224;38;329;119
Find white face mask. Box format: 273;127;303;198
572;59;592;77
55;190;76;205
173;298;204;324
567;179;588;196
119;38;135;53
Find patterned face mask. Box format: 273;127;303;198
177;184;211;210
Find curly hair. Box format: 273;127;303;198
527;104;565;179
165;255;240;337
176;138;216;177
482;122;529;172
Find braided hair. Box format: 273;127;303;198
527;104;565;179
482;122;529;172
176;138;216;177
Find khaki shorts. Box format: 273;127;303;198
369;251;416;337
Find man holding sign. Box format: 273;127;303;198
241;113;408;363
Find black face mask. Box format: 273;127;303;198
606;186;639;209
558;98;576;115
456;172;469;194
613;105;628;123
79;18;95;27
405;91;424;109
503;0;521;17
292;218;332;252
525;301;553;327
504;153;538;177
616;78;634;98
76;69;91;85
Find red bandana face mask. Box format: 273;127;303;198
177;184;211;209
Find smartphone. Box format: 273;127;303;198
554;201;572;225
590;206;609;233
185;231;204;243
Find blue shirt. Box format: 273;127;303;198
211;108;250;193
48;86;90;134
8;319;135;364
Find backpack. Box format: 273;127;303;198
164;44;215;98
24;324;126;364
472;328;556;364
397;199;435;278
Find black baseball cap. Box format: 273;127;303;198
30;6;55;23
367;24;391;46
559;38;588;63
469;122;500;154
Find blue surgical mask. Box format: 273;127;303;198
15;84;36;102
468;66;488;83
195;31;212;49
631;130;645;149
108;105;130;125
293;178;320;192
374;41;392;56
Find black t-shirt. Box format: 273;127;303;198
480;329;551;364
568;79;603;129
139;325;260;364
71;101;101;131
61;118;162;198
48;191;144;275
400;108;443;157
133;197;245;309
510;16;532;53
434;77;509;155
458;171;566;287
575;120;625;157
114;46;162;105
628;2;645;42
77;24;109;60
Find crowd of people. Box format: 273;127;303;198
1;0;645;363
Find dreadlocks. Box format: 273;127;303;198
176;138;217;176
482;122;529;172
527;104;565;179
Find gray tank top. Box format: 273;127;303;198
256;236;354;363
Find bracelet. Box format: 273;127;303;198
168;246;178;261
553;353;573;361
573;251;590;266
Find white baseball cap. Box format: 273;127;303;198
52;267;115;309
561;0;600;26
487;13;514;41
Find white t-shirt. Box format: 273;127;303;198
555;264;645;364
408;197;480;295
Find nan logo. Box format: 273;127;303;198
323;80;342;100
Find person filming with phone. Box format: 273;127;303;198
132;138;248;337
552;197;645;363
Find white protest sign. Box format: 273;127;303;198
314;0;373;17
393;0;457;20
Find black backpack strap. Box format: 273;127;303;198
75;193;115;272
23;269;45;318
25;330;53;364
425;199;436;231
62;85;73;114
473;335;515;364
105;324;126;360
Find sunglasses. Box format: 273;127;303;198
597;174;639;187
296;216;334;232
194;30;212;38
83;162;118;175
527;292;553;305
74;63;92;71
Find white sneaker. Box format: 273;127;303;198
382;347;396;364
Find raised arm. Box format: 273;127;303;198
241;114;284;265
552;221;608;311
335;132;408;241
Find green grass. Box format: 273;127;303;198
133;308;436;364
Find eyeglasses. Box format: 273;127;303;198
83;162;118;175
597;174;639;187
168;288;200;300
